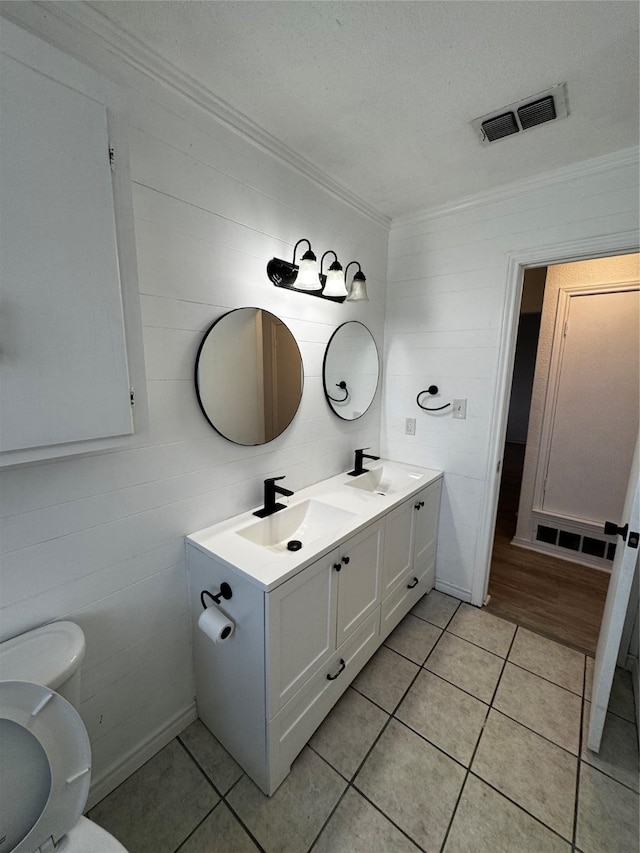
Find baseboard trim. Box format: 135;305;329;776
625;654;639;747
510;537;611;572
435;579;471;602
86;702;198;810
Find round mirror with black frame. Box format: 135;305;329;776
322;321;380;420
195;307;303;445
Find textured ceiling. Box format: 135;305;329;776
68;1;639;218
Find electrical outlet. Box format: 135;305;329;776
405;417;416;435
452;399;467;419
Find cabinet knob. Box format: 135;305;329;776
341;555;350;565
333;563;342;572
414;503;421;511
326;658;346;681
407;577;419;589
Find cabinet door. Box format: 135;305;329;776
266;551;338;718
413;480;442;576
382;497;416;596
336;521;383;646
0;21;147;466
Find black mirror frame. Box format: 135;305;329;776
322;321;380;421
194;307;304;445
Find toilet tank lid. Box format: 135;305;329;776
0;621;85;689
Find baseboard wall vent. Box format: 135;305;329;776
535;523;615;564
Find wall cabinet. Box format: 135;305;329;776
187;477;441;795
0;20;147;467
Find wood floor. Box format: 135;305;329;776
485;443;610;656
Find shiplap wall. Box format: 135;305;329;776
381;152;640;601
0;13;387;801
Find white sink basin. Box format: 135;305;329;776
236;499;356;553
345;465;424;496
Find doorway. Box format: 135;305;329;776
483;255;639;654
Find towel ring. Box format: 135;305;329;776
327;380;349;403
416;385;451;412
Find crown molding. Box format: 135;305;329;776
392;147;640;232
10;1;390;230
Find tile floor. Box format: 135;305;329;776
89;591;639;853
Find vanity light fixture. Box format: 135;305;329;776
320;251;348;299
344;261;369;302
266;238;321;292
267;241;367;304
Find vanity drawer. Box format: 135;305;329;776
266;608;380;794
380;558;435;641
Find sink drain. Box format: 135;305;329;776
287;540;302;551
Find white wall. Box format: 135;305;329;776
382;151;640;602
0;9;387;802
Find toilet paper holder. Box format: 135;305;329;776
200;583;233;610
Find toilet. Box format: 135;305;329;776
0;621;128;852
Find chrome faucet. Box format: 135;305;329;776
253;475;294;517
348;447;380;477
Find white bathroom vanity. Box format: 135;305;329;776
186;459;442;794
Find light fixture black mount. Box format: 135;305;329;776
267;239;346;303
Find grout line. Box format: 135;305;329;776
438;626;518;852
506;658;585;698
488;706;580;760
176;736;223;798
572;658;587;850
172;801;219;853
307;617;452;853
303;754;353;853
578;736;640;794
465;770;576;847
220;780;268;853
350;786;429;852
176;738;266;852
420;664;494;706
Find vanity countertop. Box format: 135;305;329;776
186;459;442;591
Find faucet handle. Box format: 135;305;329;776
265;475;286;483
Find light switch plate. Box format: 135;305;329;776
452;399;467;419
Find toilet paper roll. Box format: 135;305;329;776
198;605;234;643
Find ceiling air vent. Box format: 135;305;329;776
482;111;519;142
471;83;568;145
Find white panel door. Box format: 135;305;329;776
542;288;639;522
381;498;415;596
336;521;383;646
588;435;639;751
413;480;442;575
0;39;132;451
266;550;338;718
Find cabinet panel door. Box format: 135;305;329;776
0;26;132;453
336;521;383;646
382;498;416;596
266;551;338;718
267;609;380;795
413;480;442;575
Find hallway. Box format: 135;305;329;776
485;443;610;655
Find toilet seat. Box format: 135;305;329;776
0;680;91;853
